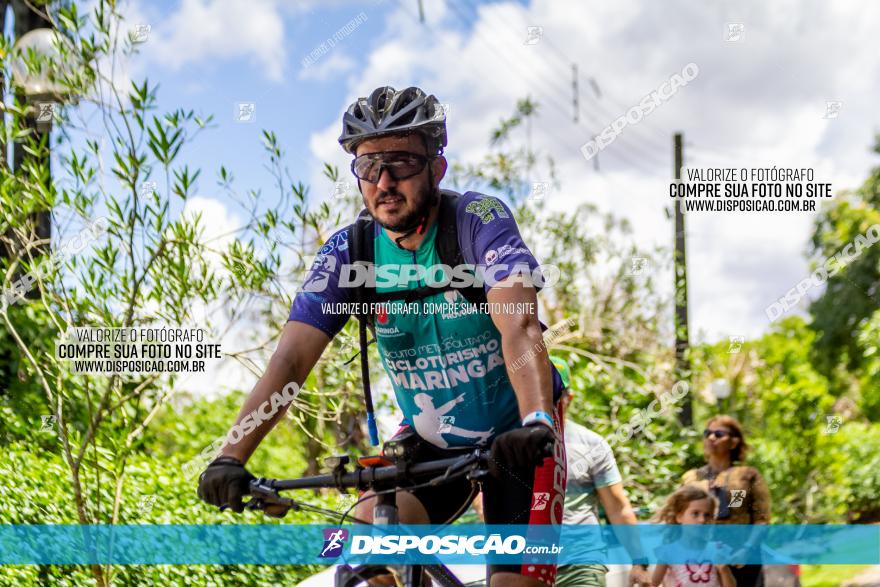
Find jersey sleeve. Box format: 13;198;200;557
456;191;545;292
287;227;353;338
456;191;563;399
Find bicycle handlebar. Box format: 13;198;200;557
245;448;491;518
243;447;499;585
274;449;488;491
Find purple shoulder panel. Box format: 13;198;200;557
287;227;353;338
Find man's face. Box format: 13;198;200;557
354;134;446;232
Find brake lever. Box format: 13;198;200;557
446;450;481;474
247;478;300;518
467;449;492;481
427;450;482;486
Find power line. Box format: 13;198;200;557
438;0;667;174
393;0;655;175
457;0;678;151
538;31;674;145
451;0;672;163
508;10;677;148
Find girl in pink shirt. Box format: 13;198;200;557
651;485;735;587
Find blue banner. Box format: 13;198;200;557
0;524;877;565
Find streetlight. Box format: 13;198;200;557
709;378;732;413
6;25;73;295
11;27;73;130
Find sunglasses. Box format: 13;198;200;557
351;151;430;183
703;429;731;439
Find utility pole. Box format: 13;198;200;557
673;132;692;426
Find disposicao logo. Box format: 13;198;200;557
319;528;350;558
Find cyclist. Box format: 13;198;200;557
198;86;568;586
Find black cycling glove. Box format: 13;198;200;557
197;456;255;513
489;424;556;478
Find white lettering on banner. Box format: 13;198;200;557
349;534;531;555
350;536;369;554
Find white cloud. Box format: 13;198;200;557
305;0;880;343
141;0;286;82
182;195;241;257
298;51;356;82
175;196;273;399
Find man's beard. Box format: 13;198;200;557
369;182;438;233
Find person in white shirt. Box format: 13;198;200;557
554;372;652;587
471;365;654;587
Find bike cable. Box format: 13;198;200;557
337;495;370;527
437;483;479;528
293;500;371;525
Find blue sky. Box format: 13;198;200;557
18;0;880;348
126;0;400;198
124;0;551;199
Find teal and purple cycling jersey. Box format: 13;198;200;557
288;191;563;448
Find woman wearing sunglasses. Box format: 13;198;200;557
681;415;771;586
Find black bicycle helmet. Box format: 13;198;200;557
338;86;447;155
